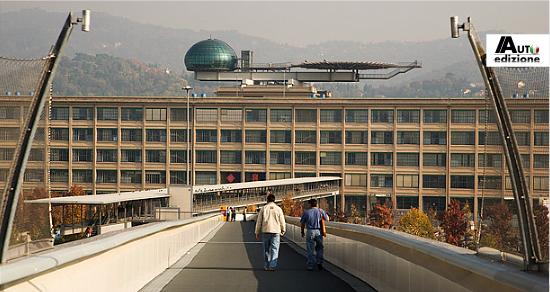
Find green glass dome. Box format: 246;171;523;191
184;39;238;72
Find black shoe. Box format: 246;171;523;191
317;264;323;271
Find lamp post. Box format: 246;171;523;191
182;85;193;189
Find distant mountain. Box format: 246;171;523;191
0;9;500;96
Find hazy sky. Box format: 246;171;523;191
1;1;548;46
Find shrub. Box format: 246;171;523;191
369;204;393;229
398;208;435;239
441;200;467;246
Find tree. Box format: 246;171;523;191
51;185;87;227
480;203;518;252
347;203;362;224
398;208;435;239
369;204;393;229
440;200;467;246
10;187;50;244
533;204;549;260
281;195;294;216
462;202;476;249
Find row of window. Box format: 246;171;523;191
41;107;549;124
44;128;550;146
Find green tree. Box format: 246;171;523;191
398;208;435;239
441;200;467;246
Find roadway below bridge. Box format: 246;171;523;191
144;221;373;292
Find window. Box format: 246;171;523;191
534;132;549;146
371;131;393;144
97;170;117;183
423;110;447;123
451;175;474;189
515;132;530;146
534;154;549;169
145;108;167;121
220;109;242;122
51;128;69;141
320;131;342;144
270;172;291;180
171;108;192;122
0;106;20;119
196;129;217;143
28;149;43;161
270;151;291;165
121;170;141;184
170;150;188;163
521;154;530;168
97;149;117;162
170;171;187;185
196;171;216;185
73;149;92;162
423;153;446;167
320;152;341;165
479;110;496;124
478;153;502;168
478;176;502;189
423;197;446;212
397;131;419;144
146;171;166;184
72;169;92;183
346;152;367;165
478;132;501;145
295;109;316;123
295;130;316;144
510;110;530;124
245;130;266;143
50;148;68;161
371;110;393;123
196;108;217;122
51;107;69;120
73;128;93;141
196;150;216;163
50;169;68;183
122;129;142;142
371;152;392;166
423;175;445;188
320;109;342;122
451;153;475;167
0;128;19;141
451;110;475;124
295;151;316;165
397;153;419;166
371;174;393;187
396;174;419;188
221;130;242;143
121;149;141;162
346;109;368;123
534;110;548;123
146;150;166;163
97;107;118;120
345;174;367;187
121;108;143;121
295;172;315;178
245;109;267;122
97;128;118;142
397;110;419;123
533;176;549;191
270;109;292;122
170;129;189;143
345;131;368;144
397;196;419;209
0;148;13;161
270;130;291;143
221;151;241;164
146;129;166;142
245;151;266;164
424;131;447;145
450;131;474;145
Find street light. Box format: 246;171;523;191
182;84;193;189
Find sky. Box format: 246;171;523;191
1;1;548;46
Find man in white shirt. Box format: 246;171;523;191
255;193;286;271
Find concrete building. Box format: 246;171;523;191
1;89;547;216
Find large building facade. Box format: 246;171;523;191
1;92;548;216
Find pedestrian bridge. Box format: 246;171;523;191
1;214;547;292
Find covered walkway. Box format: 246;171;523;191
153;221;364;292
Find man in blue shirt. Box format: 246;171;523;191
300;199;329;271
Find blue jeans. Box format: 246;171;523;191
305;229;324;268
262;233;280;269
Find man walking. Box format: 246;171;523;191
255;193;286;271
300;199;329;271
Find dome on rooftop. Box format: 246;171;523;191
184;39;238;72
